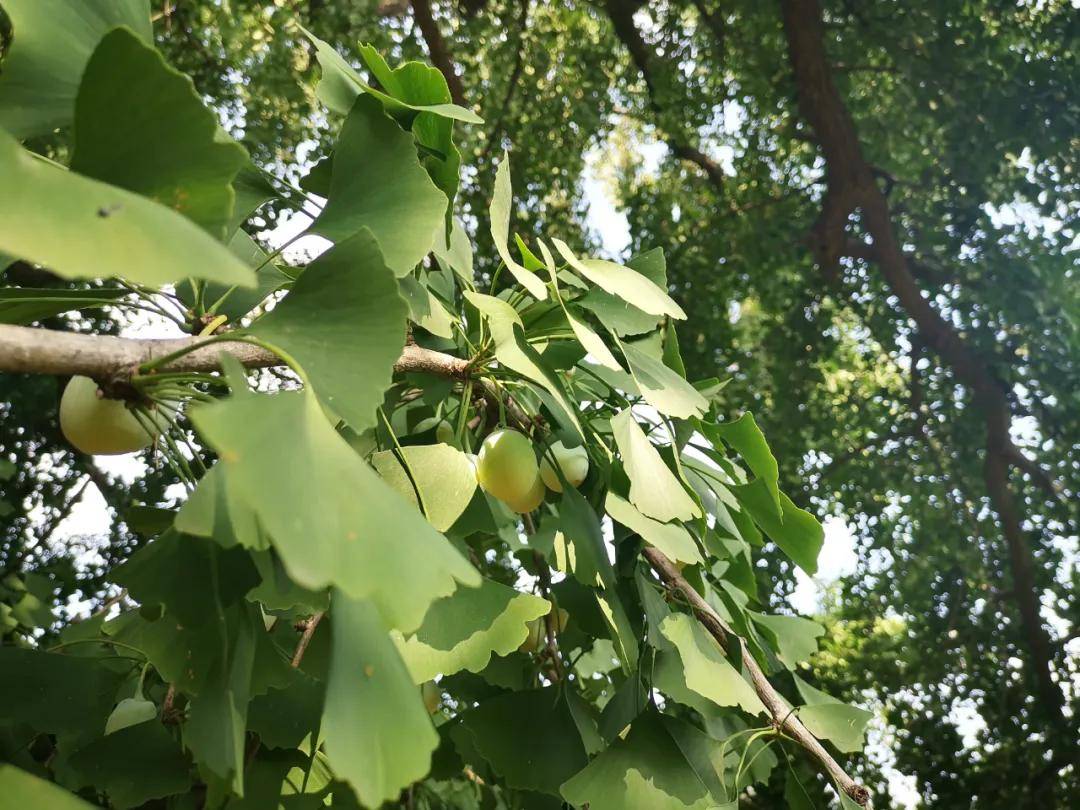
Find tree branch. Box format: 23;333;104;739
0;324;469;383
643;547;870;805
602;0;727;194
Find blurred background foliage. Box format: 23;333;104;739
1;1;1076;806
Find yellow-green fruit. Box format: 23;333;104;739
60;376;156;455
503;474;545;514
421;681;441;714
539;441;589;492
476;429;539;503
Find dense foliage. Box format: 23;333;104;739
0;0;1076;808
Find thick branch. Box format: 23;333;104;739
603;0;727;193
643;547;870;805
409;0;468;107
0;324;469;383
780;0;1066;726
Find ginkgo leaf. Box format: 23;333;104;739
302;27;481;123
577;248;667;337
0;765;97;809
0;287;127;325
71;27;248;239
399;276;456;338
605;492;703;566
706;413;781;516
0;0;152;138
395;578;551;682
249;228;408;433
370;443;478;531
312;94;447;276
734;479;823;575
660;613;765;716
489;156;548;299
322;592;438;808
191;389;479;634
457;687;591;796
464;291;582;439
432;216;475;283
561;712;725;810
611;409;700;522
538;237;622;371
66;722;191;809
552;238;684;319
0;128;254;289
793;674;872;754
747;610;824;669
104;698;157;735
618;336;707;419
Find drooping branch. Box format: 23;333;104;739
779;0;1066;727
409;0;468;107
643;547;870;806
602;0;727;193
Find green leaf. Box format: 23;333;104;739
0;764;96;809
747;610;824;669
191;389;478;633
67;721;191;809
552;238;684;319
249;229;408;432
122;504;175;537
322;592;438;808
577;248;667;337
539;237;622;371
0;0;151;138
464;291;583;439
432;216;474;283
611;409;700;522
734;480;823;575
356;44;466;215
489;155;548;299
399;275;456;338
0;647;123;741
70;27;247;238
793;674;872;754
104;697;157;735
560;712;723;810
174;463;267;551
605;492;703;566
0;286;127;324
0;128;254;289
113;530;260;627
301;28;481;123
618;336;707;419
708;413;780;516
660;613;766;716
311;95;447;275
184;603;259;793
395;578;550;682
247;674;324;751
457;687;590;796
370;443;478;531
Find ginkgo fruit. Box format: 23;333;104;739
518;608;570;653
476;428;539;504
59;376;157;455
539;440;589;492
503;474;545;514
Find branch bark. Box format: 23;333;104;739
409;0;468;107
643;547;870;805
779;0;1066;729
602;0;727;194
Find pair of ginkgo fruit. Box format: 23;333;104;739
474;428;589;513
